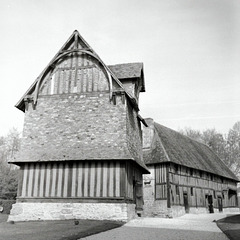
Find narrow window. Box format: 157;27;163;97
191;187;194;196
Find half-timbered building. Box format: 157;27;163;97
8;30;239;222
8;30;149;222
143;118;239;217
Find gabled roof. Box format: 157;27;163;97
108;63;145;92
15;30;140;112
143;120;239;181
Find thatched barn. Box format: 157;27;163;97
142;118;239;217
8;30;149;222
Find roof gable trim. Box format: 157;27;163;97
16;30;139;112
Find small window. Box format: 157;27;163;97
199;171;202;177
190;169;193;176
191;187;194;196
213;191;216;198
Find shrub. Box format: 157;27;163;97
0;199;16;214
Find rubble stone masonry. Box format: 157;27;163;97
16;92;135;162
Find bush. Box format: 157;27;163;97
0;199;16;214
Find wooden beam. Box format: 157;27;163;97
166;163;171;208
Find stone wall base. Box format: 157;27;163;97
222;207;240;213
8;202;136;222
162;206;240;218
144;203;239;218
143;200;169;218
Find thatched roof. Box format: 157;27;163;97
143;121;238;181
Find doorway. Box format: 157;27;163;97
134;180;143;216
218;197;223;212
183;193;189;213
206;195;214;213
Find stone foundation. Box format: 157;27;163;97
222;207;240;213
156;206;239;218
8;202;136;222
143;200;169;217
143;203;240;218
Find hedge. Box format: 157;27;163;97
0;199;16;214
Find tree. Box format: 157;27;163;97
179;128;202;143
225;122;240;177
180;122;240;178
0;128;21;199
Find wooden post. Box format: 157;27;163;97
166;163;171;208
17;165;24;199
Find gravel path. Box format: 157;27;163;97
80;213;237;240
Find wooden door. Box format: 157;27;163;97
218;197;223;212
208;195;214;213
183;193;189;213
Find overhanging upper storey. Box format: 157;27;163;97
15;30;143;112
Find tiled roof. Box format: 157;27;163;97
143;121;238;181
108;62;143;79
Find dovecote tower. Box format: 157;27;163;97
8;30;149;222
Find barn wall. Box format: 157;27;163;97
17;161;128;200
155;164;167;199
125;162;143;201
169;163;238;210
143;164;170;217
143;163;238;218
8;202;136;222
10;160;142;221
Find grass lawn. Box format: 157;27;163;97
217;214;240;240
0;214;124;240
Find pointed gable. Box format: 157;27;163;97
16;30;127;112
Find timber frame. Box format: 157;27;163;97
142;119;239;217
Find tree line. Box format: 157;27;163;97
0;128;20;199
180;121;240;178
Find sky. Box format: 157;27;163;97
1;0;240;136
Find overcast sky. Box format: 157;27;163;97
1;0;240;136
